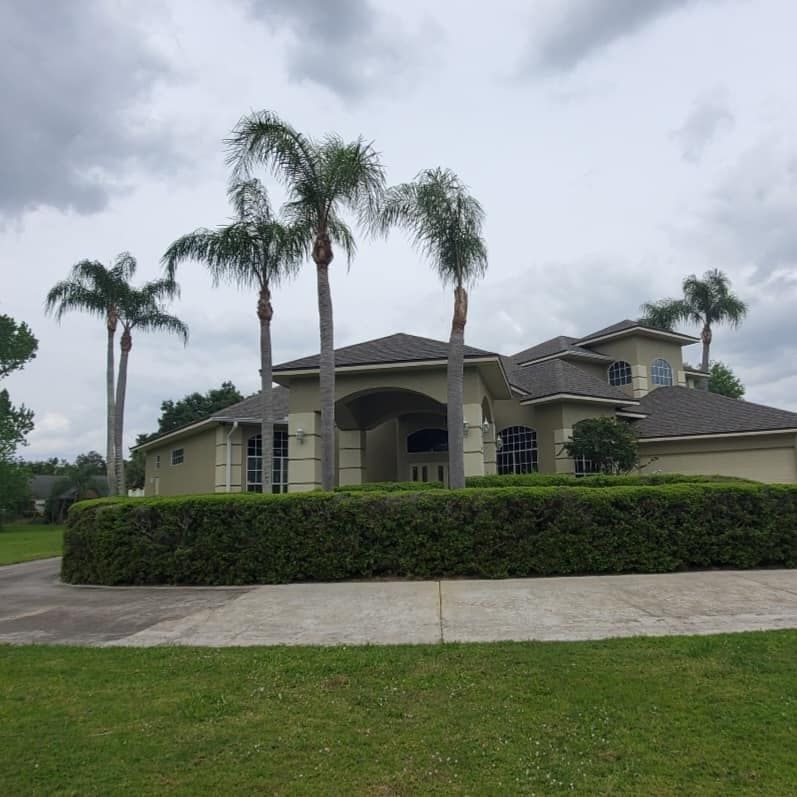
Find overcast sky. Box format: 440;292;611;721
3;0;797;461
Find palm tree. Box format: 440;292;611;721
162;179;304;494
45;253;137;495
225;111;385;490
113;279;188;493
377;168;488;489
641;269;748;372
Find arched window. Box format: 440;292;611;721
246;430;289;493
608;360;632;386
650;358;673;386
407;428;448;453
497;426;538;474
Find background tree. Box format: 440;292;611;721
562;418;639;475
45;254;137;494
0;314;37;524
113;278;187;494
226;110;385;490
640;269;748;373
0;314;38;378
163;179;303;492
74;450;107;473
25;457;68;475
377;168;487;489
708;361;745;399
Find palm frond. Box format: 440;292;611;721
378;168;487;288
130;310;189;345
639;299;690;330
224;109;317;190
44;280;109;321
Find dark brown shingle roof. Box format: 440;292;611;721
635;387;797;438
577;318;699;344
507;358;635;403
212;386;290;423
274;333;496;371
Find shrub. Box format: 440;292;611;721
335;481;445;492
466;473;753;488
62;483;797;585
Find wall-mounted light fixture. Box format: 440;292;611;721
296;427;305;444
482;420;490;435
496;434;503;451
463;421;469;436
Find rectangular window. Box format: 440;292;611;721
171;448;184;466
574;455;598;477
155;455;160;470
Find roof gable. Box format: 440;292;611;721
507;357;635;404
274;333;496;372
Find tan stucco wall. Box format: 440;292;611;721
639;433;797;483
365;418;398;481
143;426;217;496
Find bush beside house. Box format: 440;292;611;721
63;482;797;585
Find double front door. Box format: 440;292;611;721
409;462;448;485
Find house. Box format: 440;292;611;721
134;319;797;494
29;474;109;519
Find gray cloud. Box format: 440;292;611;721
672;90;734;162
524;0;696;73
245;0;436;98
691;139;797;275
0;1;178;218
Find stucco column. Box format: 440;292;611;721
215;424;243;493
631;364;649;398
462;402;485;479
676;369;687;387
553;427;574;474
288;411;322;492
338;429;366;486
483;423;497;475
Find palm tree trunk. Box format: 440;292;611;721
447;285;468;489
258;285;274;494
313;232;335;491
701;323;712;376
114;327;132;495
105;317;117;496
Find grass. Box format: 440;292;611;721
1;631;796;795
0;521;63;565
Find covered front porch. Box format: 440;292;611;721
281;364;505;491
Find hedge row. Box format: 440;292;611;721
62;483;797;585
335;481;445;492
465;473;753;488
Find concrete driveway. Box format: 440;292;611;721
2;558;797;647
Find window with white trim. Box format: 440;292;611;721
246;430;289;493
574;455;599;477
170;448;184;466
497;426;538;474
608;360;632;386
155;455;160;469
650;358;673;386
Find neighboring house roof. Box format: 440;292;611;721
577;318;699;345
507;358;637;405
274;333;497;372
29;474;109;500
635;387;797;439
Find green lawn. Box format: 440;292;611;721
0;522;63;565
2;632;796;795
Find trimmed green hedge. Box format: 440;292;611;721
335;481;445;492
465;473;754;488
62;483;797;585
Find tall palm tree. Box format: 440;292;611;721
641;268;748;372
113;279;188;493
225;111;385;490
377;168;488;489
45;253;137;495
162;179;304;494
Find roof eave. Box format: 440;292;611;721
638;427;797;443
578;327;700;347
520;393;640;407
